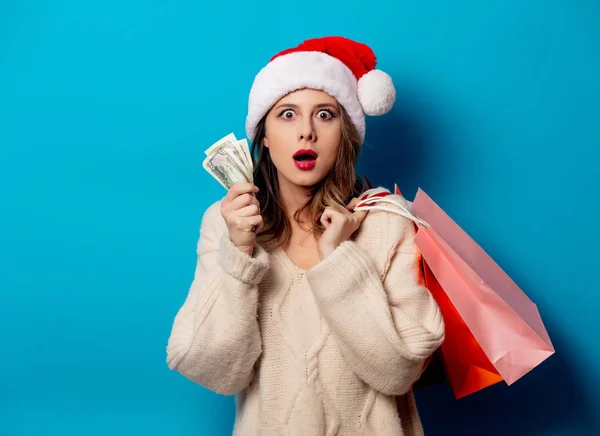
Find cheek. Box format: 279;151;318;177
266;121;298;154
319;126;342;165
264;133;291;169
321;147;339;168
266;134;288;160
265;118;291;145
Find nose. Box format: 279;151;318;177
298;118;316;142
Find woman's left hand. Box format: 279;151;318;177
318;198;368;259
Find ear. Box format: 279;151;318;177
263;136;269;148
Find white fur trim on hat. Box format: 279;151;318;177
358;69;396;116
245;51;366;142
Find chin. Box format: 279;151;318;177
292;175;324;188
282;170;326;189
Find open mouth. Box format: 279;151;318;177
293;154;317;162
293;149;318;161
293;149;318;170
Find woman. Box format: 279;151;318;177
166;36;445;436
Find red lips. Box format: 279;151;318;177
293;149;318;159
293;149;317;171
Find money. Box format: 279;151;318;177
237;138;253;176
203;132;254;190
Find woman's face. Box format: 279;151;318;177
263;88;342;190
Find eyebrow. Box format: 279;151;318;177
274;103;339;111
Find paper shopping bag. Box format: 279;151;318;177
356;184;555;396
421;245;504;397
394;187;504;397
411;189;555;386
386;184;503;398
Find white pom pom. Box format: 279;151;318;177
357;69;396;116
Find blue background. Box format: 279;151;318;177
1;1;599;435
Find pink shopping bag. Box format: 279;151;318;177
356;184;555;392
411;189;555;385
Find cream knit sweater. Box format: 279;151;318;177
166;194;445;435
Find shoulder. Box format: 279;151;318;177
357;187;419;246
354;188;420;275
360;204;418;252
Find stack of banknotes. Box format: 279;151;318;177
203;133;254;189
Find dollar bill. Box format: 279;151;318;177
237;138;253;176
205;133;251;178
204;132;254;190
203;133;258;231
203;146;250;190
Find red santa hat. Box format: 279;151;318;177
245;36;396;143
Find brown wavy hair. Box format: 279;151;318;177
250;105;368;250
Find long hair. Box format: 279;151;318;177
250;106;368;250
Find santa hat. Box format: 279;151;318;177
245;36;396;143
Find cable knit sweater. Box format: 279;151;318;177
166;193;445;436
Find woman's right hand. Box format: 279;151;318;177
220;182;263;256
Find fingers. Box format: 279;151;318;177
320;207;339;228
320;199;368;231
236;204;260;217
228;192;260;211
320;206;348;229
244;214;264;232
228;214;263;233
353;209;368;223
346;197;368;223
220;183;263;250
320;210;331;228
346;197;360;211
224;182;259;204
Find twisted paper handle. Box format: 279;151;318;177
354;189;431;228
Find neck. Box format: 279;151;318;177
278;176;313;231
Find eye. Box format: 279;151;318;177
317;110;334;120
279;109;296;120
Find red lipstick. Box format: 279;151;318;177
293;149;318;171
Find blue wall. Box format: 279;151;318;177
1;1;598;434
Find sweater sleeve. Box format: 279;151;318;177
165;202;270;395
304;219;445;396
